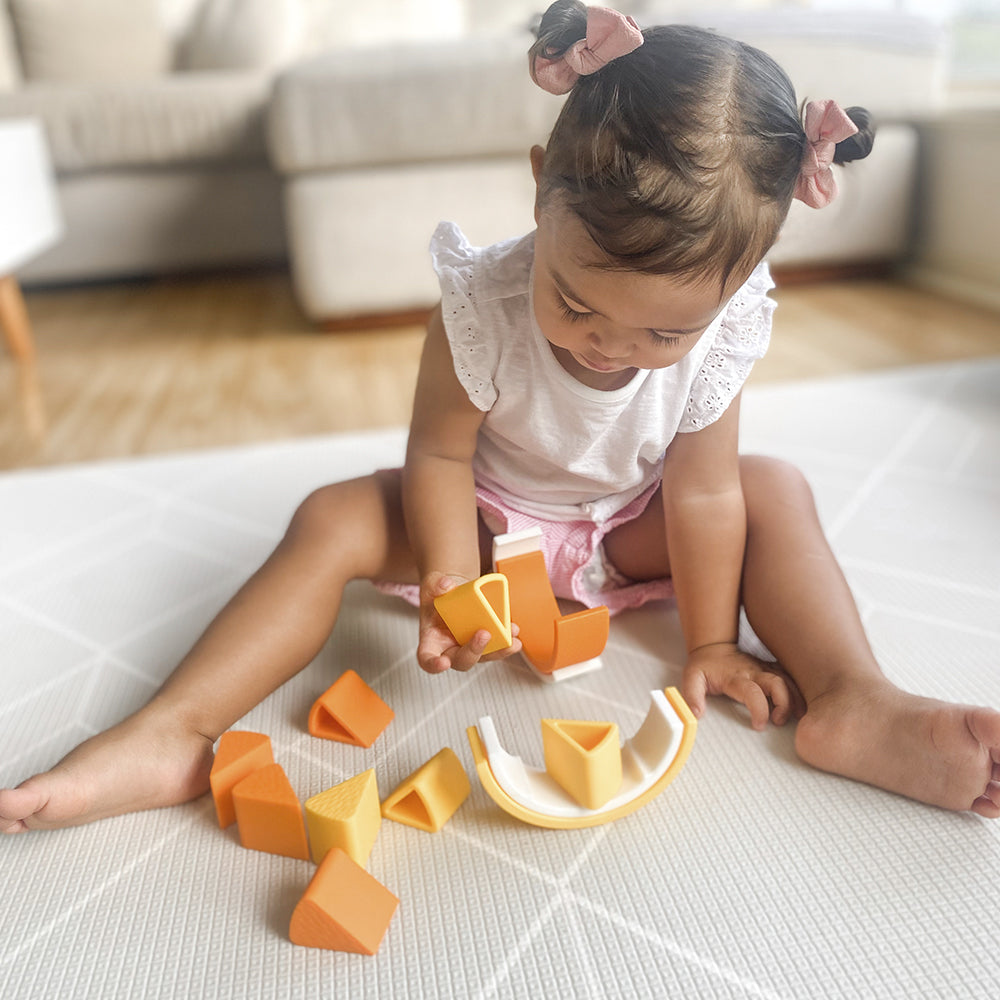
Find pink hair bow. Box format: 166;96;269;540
531;6;644;96
794;99;858;209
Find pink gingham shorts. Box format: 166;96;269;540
376;481;674;615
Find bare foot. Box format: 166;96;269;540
795;679;1000;817
0;708;215;834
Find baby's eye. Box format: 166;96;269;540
649;331;682;347
557;296;591;323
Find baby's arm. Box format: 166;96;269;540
403;306;519;673
661;393;798;728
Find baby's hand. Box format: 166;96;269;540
417;572;521;674
682;642;804;730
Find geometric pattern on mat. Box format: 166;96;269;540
2;360;998;999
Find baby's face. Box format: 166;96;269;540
533;206;736;390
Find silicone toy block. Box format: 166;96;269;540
308;669;394;747
381;747;471;832
304;769;381;866
433;573;512;654
232;763;310;860
289;847;399;954
209;730;274;828
493;528;608;678
467;688;696;829
542;719;622;810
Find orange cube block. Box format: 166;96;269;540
209;730;274;828
289;848;399;954
232;763;309;860
308;669;394;748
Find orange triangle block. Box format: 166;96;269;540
209;730;274;828
232;763;309;860
308;670;394;748
289;847;399;954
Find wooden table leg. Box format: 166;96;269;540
0;273;36;362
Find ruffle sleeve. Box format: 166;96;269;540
430;221;498;411
678;262;776;432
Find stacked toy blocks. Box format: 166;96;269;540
209;668;472;956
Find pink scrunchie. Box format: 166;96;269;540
530;5;644;96
794;99;859;209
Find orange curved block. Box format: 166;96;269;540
209;730;274;828
495;549;609;674
433;573;512;655
289;847;399;954
232;763;309;860
308;669;394;747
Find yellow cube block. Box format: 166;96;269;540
542;719;622;810
304;769;381;866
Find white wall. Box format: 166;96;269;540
906;110;1000;312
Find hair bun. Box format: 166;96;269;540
530;0;588;61
834;106;876;164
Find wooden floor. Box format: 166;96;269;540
2;267;998;470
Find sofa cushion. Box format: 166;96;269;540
268;36;562;173
181;0;303;72
0;73;272;171
9;0;171;83
0;4;22;91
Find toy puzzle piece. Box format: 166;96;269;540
209;730;274;828
467;688;696;829
232;762;310;860
493;528;609;679
304;769;381;866
381;747;471;832
542;719;622;810
308;669;394;747
433;573;512;655
289;847;399;954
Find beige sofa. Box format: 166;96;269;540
0;0;468;285
0;1;946;324
269;6;943;321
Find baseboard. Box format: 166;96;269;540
769;260;896;286
321;308;433;333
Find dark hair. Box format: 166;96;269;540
530;0;875;285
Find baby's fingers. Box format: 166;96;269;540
726;675;773;731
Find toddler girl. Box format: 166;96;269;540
3;2;998;832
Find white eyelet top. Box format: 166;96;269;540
431;221;775;523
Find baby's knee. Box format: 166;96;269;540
740;455;815;511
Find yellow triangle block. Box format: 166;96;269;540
308;669;394;748
433;573;512;654
209;730;274;828
381;748;471;832
289;848;399;955
542;719;622;810
304;769;381;866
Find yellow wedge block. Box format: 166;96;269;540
542;719;622;810
304;769;381;866
433;573;512;655
381;748;471;832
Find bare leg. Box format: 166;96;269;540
739;456;1000;816
0;471;418;833
605;457;1000;816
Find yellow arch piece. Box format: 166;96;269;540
467;688;696;829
